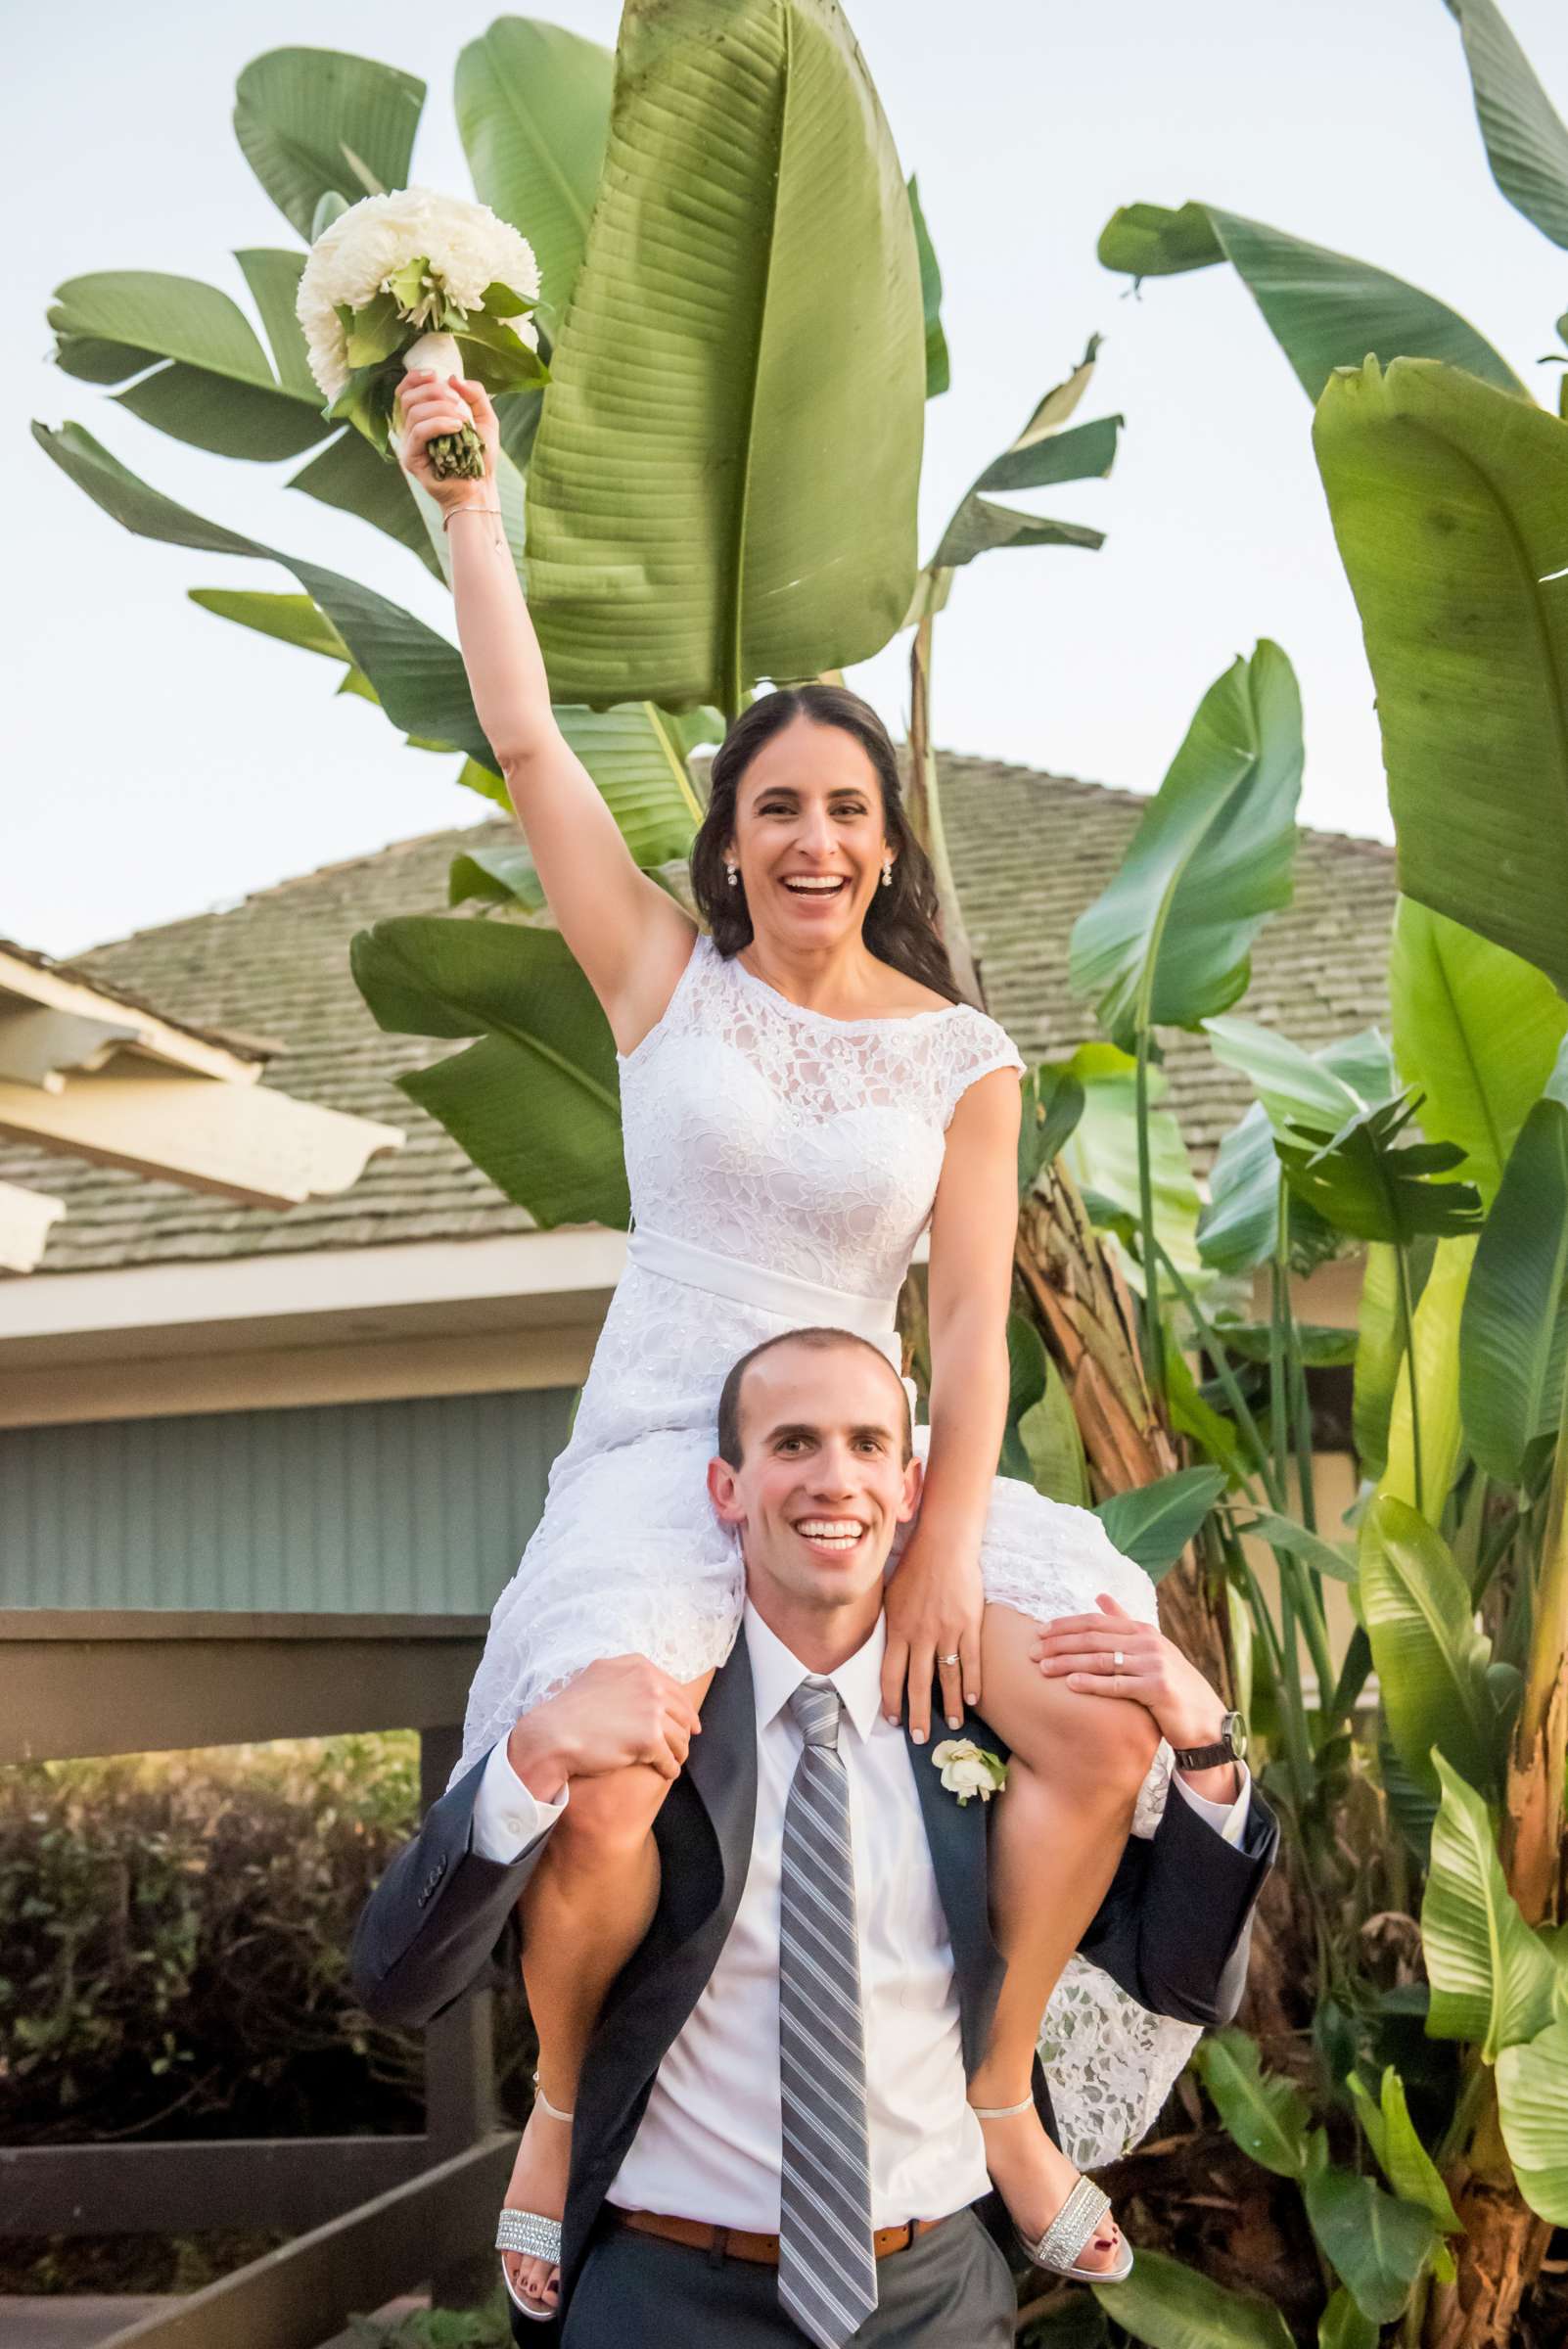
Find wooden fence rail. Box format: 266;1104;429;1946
0;1609;507;2349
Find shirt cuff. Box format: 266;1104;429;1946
1172;1760;1251;1848
470;1735;570;1864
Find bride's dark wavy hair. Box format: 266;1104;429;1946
690;685;962;1005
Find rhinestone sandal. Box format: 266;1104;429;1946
495;2078;572;2324
971;2096;1134;2284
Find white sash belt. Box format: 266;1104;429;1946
625;1223;899;1342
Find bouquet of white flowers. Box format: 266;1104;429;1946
296;186;546;481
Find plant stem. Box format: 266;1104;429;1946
1134;1022;1165;1411
1151;1238;1276;1504
1393;1239;1425;1518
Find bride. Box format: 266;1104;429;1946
398;369;1199;2322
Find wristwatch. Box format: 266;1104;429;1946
1170;1711;1248;1772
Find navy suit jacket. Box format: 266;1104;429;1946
352;1637;1277;2334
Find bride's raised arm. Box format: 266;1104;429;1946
399;368;696;1052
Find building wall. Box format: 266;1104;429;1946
0;1387;576;1613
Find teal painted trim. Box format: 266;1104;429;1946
0;1388;576;1612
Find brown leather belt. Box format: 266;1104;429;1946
617;2208;946;2266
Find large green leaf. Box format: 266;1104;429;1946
1357;2066;1463;2237
1094;1466;1226;1581
1091;2246;1294;2349
233;48;425;239
1318;2289;1380;2349
285;421;442;578
1460;1054;1568;1486
1199;1024;1397;1276
1275;1095;1483;1250
525;0;925;714
1314;356;1568;998
1420;1751;1560;2055
1194;2029;1311;2178
1097;201;1521;399
926;356;1120;576
35;420;497;761
454;20;613;318
1445;0;1568;252
1389;898;1567;1202
1055;1043;1204;1287
1354;1242;1405;1481
1381;1233;1478;1515
1360;1497;1497;1796
48;269;329;460
1301;2138;1437;2324
1497;2018;1568;2222
350;917;628;1227
1068;644;1303;1053
907;176;950;400
1192;1029;1389;1287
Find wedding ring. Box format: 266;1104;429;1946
939;1652;960;1667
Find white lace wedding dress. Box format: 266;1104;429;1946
457;931;1199;2165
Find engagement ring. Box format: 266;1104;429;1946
939;1652;960;1667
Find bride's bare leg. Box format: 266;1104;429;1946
966;1604;1160;2272
500;1668;714;2316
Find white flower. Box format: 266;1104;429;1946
295;185;541;402
931;1738;1007;1805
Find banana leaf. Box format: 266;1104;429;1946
1054;1043;1204;1288
525;0;925;713
1274;1095;1483;1249
350;917;627;1226
1360;1497;1498;1797
1389;898;1567;1203
1318;2289;1380;2349
1459;1056;1568;1485
454;20;613;317
1199;1024;1397;1276
907;176;950;400
49;268;329;460
1420;1752;1560;2055
1194;2029;1311;2178
1380;1233;1478;1516
1093;1466;1226;1580
233;47;425;240
1445;0;1568;252
1097;201;1520;399
1497;2018;1568;2222
1300;2136;1437;2325
1314;356;1568;998
1091;2246;1294;2349
1069;645;1303;1053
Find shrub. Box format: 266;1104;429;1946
0;1733;532;2144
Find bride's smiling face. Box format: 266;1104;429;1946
725;717;894;949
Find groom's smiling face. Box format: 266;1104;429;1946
706;1337;921;1625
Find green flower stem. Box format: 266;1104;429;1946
1150;1236;1276;1505
1393;1238;1425;1518
1133;1020;1165;1410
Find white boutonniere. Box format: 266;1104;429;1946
931;1738;1007;1805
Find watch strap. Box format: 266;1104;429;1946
1171;1738;1234;1772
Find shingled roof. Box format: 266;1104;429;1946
0;754;1397;1276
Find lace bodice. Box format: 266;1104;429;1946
619;935;1025;1300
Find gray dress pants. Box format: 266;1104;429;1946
560;2210;1015;2348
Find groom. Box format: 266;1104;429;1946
352;1328;1276;2346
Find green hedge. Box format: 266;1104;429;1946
0;1733;532;2144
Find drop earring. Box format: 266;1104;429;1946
881;856;894;889
725;861;739;889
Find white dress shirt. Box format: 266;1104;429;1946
472;1602;1251;2230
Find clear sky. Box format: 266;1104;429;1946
10;0;1567;957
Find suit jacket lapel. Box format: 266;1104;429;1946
906;1704;1004;2076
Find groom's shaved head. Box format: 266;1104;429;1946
716;1328;912;1466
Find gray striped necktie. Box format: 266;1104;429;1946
778;1677;878;2348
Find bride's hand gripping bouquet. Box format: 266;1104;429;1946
295;186;546;482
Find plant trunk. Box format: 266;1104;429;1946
1429;1380;1568;2344
906;612;984;1005
1013;1162;1234;1704
1423;2074;1551;2349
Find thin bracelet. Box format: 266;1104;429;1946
441;503;504;535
